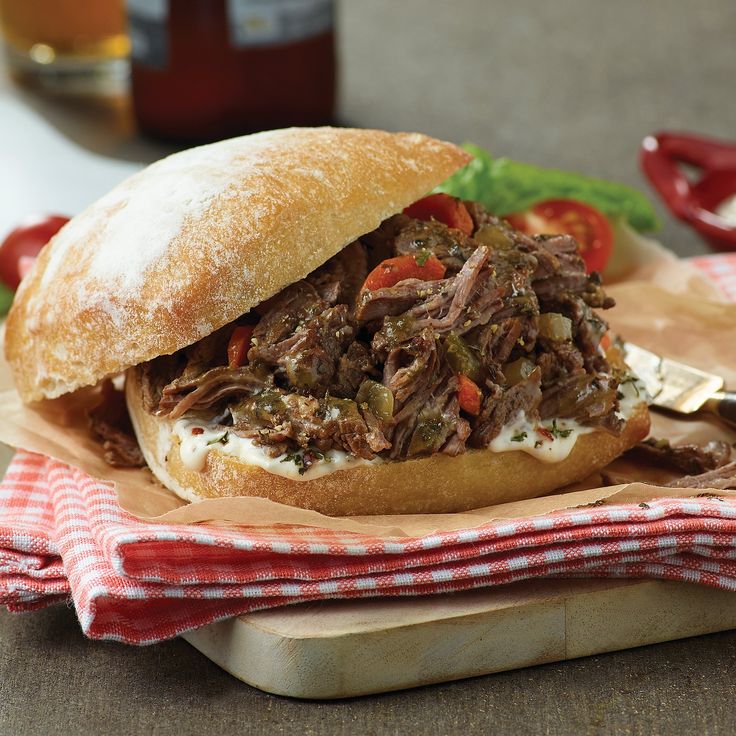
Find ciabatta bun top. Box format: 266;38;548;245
5;127;471;402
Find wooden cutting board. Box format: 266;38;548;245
183;578;736;699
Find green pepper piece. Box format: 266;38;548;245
356;379;394;421
231;390;285;426
444;332;482;383
407;410;449;457
474;224;514;250
381;314;416;349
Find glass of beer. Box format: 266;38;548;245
0;0;129;94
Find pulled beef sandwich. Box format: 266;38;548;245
5;127;649;515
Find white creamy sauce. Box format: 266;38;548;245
173;419;381;481
716;193;736;227
172;376;648;477
616;374;649;419
489;413;593;463
489;375;646;463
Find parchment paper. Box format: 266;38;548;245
2;240;735;538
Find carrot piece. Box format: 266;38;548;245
404;193;474;236
361;254;446;291
457;373;482;416
599;331;612;352
227;325;255;368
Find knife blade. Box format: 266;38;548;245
622;342;736;427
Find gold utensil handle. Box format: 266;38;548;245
703;392;736;428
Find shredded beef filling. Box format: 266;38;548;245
627;438;732;476
142;201;630;463
602;439;734;490
88;380;146;468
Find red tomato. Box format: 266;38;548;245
361;254;446;291
227;325;256;368
0;215;70;289
404;193;474;236
507;199;613;274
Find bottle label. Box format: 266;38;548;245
126;0;169;68
226;0;333;48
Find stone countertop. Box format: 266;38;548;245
2;1;736;734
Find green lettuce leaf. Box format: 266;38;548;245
0;284;12;317
437;143;660;232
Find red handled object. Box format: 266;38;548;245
640;132;736;251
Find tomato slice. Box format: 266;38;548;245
507;199;613;274
361;254;446;292
404;193;474;235
0;214;70;289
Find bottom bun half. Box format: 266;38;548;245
126;368;650;516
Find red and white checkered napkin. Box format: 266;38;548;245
1;255;736;645
689;253;736;302
4;451;736;645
